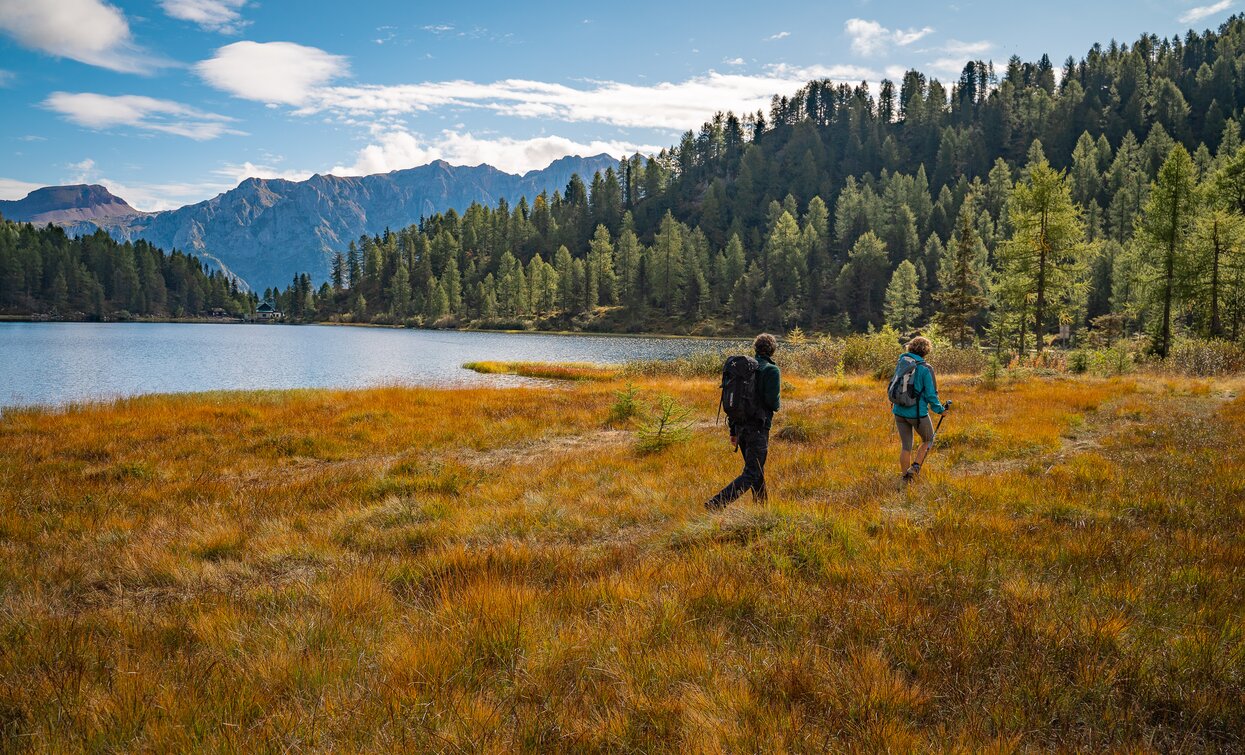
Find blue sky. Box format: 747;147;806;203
0;0;1237;211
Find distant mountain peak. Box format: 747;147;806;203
0;184;143;225
4;154;620;292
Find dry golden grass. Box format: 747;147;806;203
463;361;620;381
1;372;1242;751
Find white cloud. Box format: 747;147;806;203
844;18;934;57
0;177;44;200
927;39;994;79
160;0;248;33
422;24;454;34
940;39;992;56
196;41;349;106
44;92;242;140
67;158;96;182
297;64;876;131
213;161;316;185
765;31;790;41
724;57;745;66
330;130;664;177
0;0;163;73
1180;0;1232;23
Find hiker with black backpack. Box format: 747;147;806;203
888;336;952;483
706;333;781;511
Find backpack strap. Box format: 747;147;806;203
917;361;936;397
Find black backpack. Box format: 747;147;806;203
719;355;762;427
887;355;930;408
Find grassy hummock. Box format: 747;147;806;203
463;360;621;380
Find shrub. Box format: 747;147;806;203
1165;338;1245;376
1089;343;1134;376
928;346;988;375
841;328;904;378
1068;350;1090;374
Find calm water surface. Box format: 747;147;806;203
0;322;741;407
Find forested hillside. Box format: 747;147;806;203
0;221;255;319
259;15;1245;354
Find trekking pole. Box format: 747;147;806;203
917;401;952;468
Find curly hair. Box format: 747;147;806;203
905;336;932;357
753;333;777;357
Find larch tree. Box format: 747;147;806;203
1138;145;1199;358
997;152;1091;351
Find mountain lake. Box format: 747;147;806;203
0;322;742;408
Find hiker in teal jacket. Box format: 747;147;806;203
891;336;951;481
706;333;780;510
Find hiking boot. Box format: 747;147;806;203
903;462;921;482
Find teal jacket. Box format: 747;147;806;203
891;352;944;419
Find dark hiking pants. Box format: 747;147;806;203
709;426;769;507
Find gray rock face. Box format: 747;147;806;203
0;184;144;225
2;155;618;291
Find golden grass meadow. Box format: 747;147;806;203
1;365;1242;751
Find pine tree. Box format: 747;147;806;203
884;259;922;333
587;224;617;307
615;218;642;311
835;232;890;330
652;212;685;315
331;252;346;291
936;196;988;346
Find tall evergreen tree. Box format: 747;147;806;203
1137;145;1199;357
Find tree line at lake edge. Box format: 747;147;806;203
8;17;1245;361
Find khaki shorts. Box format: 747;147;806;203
895;415;934;452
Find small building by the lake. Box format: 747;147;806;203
254;301;282;321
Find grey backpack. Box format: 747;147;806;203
887;355;923;407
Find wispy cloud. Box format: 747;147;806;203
0;69;13;87
43;92;242;140
926;39;994;78
294;64;876;131
0;0;167;73
765;31;791;41
159;0;249;34
723;57;745;66
0;177;44;200
844;18;934;57
196;41;349;106
1180;0;1232;24
213;161;315;185
422;24;454;34
330;129;664;177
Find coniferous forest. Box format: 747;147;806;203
12;18;1245;355
0;222;255;319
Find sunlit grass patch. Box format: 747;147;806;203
0;372;1241;750
463;360;620;380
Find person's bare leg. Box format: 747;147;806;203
900;449;912;474
913;441;933;469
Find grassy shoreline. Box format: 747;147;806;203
2;372;1242;750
